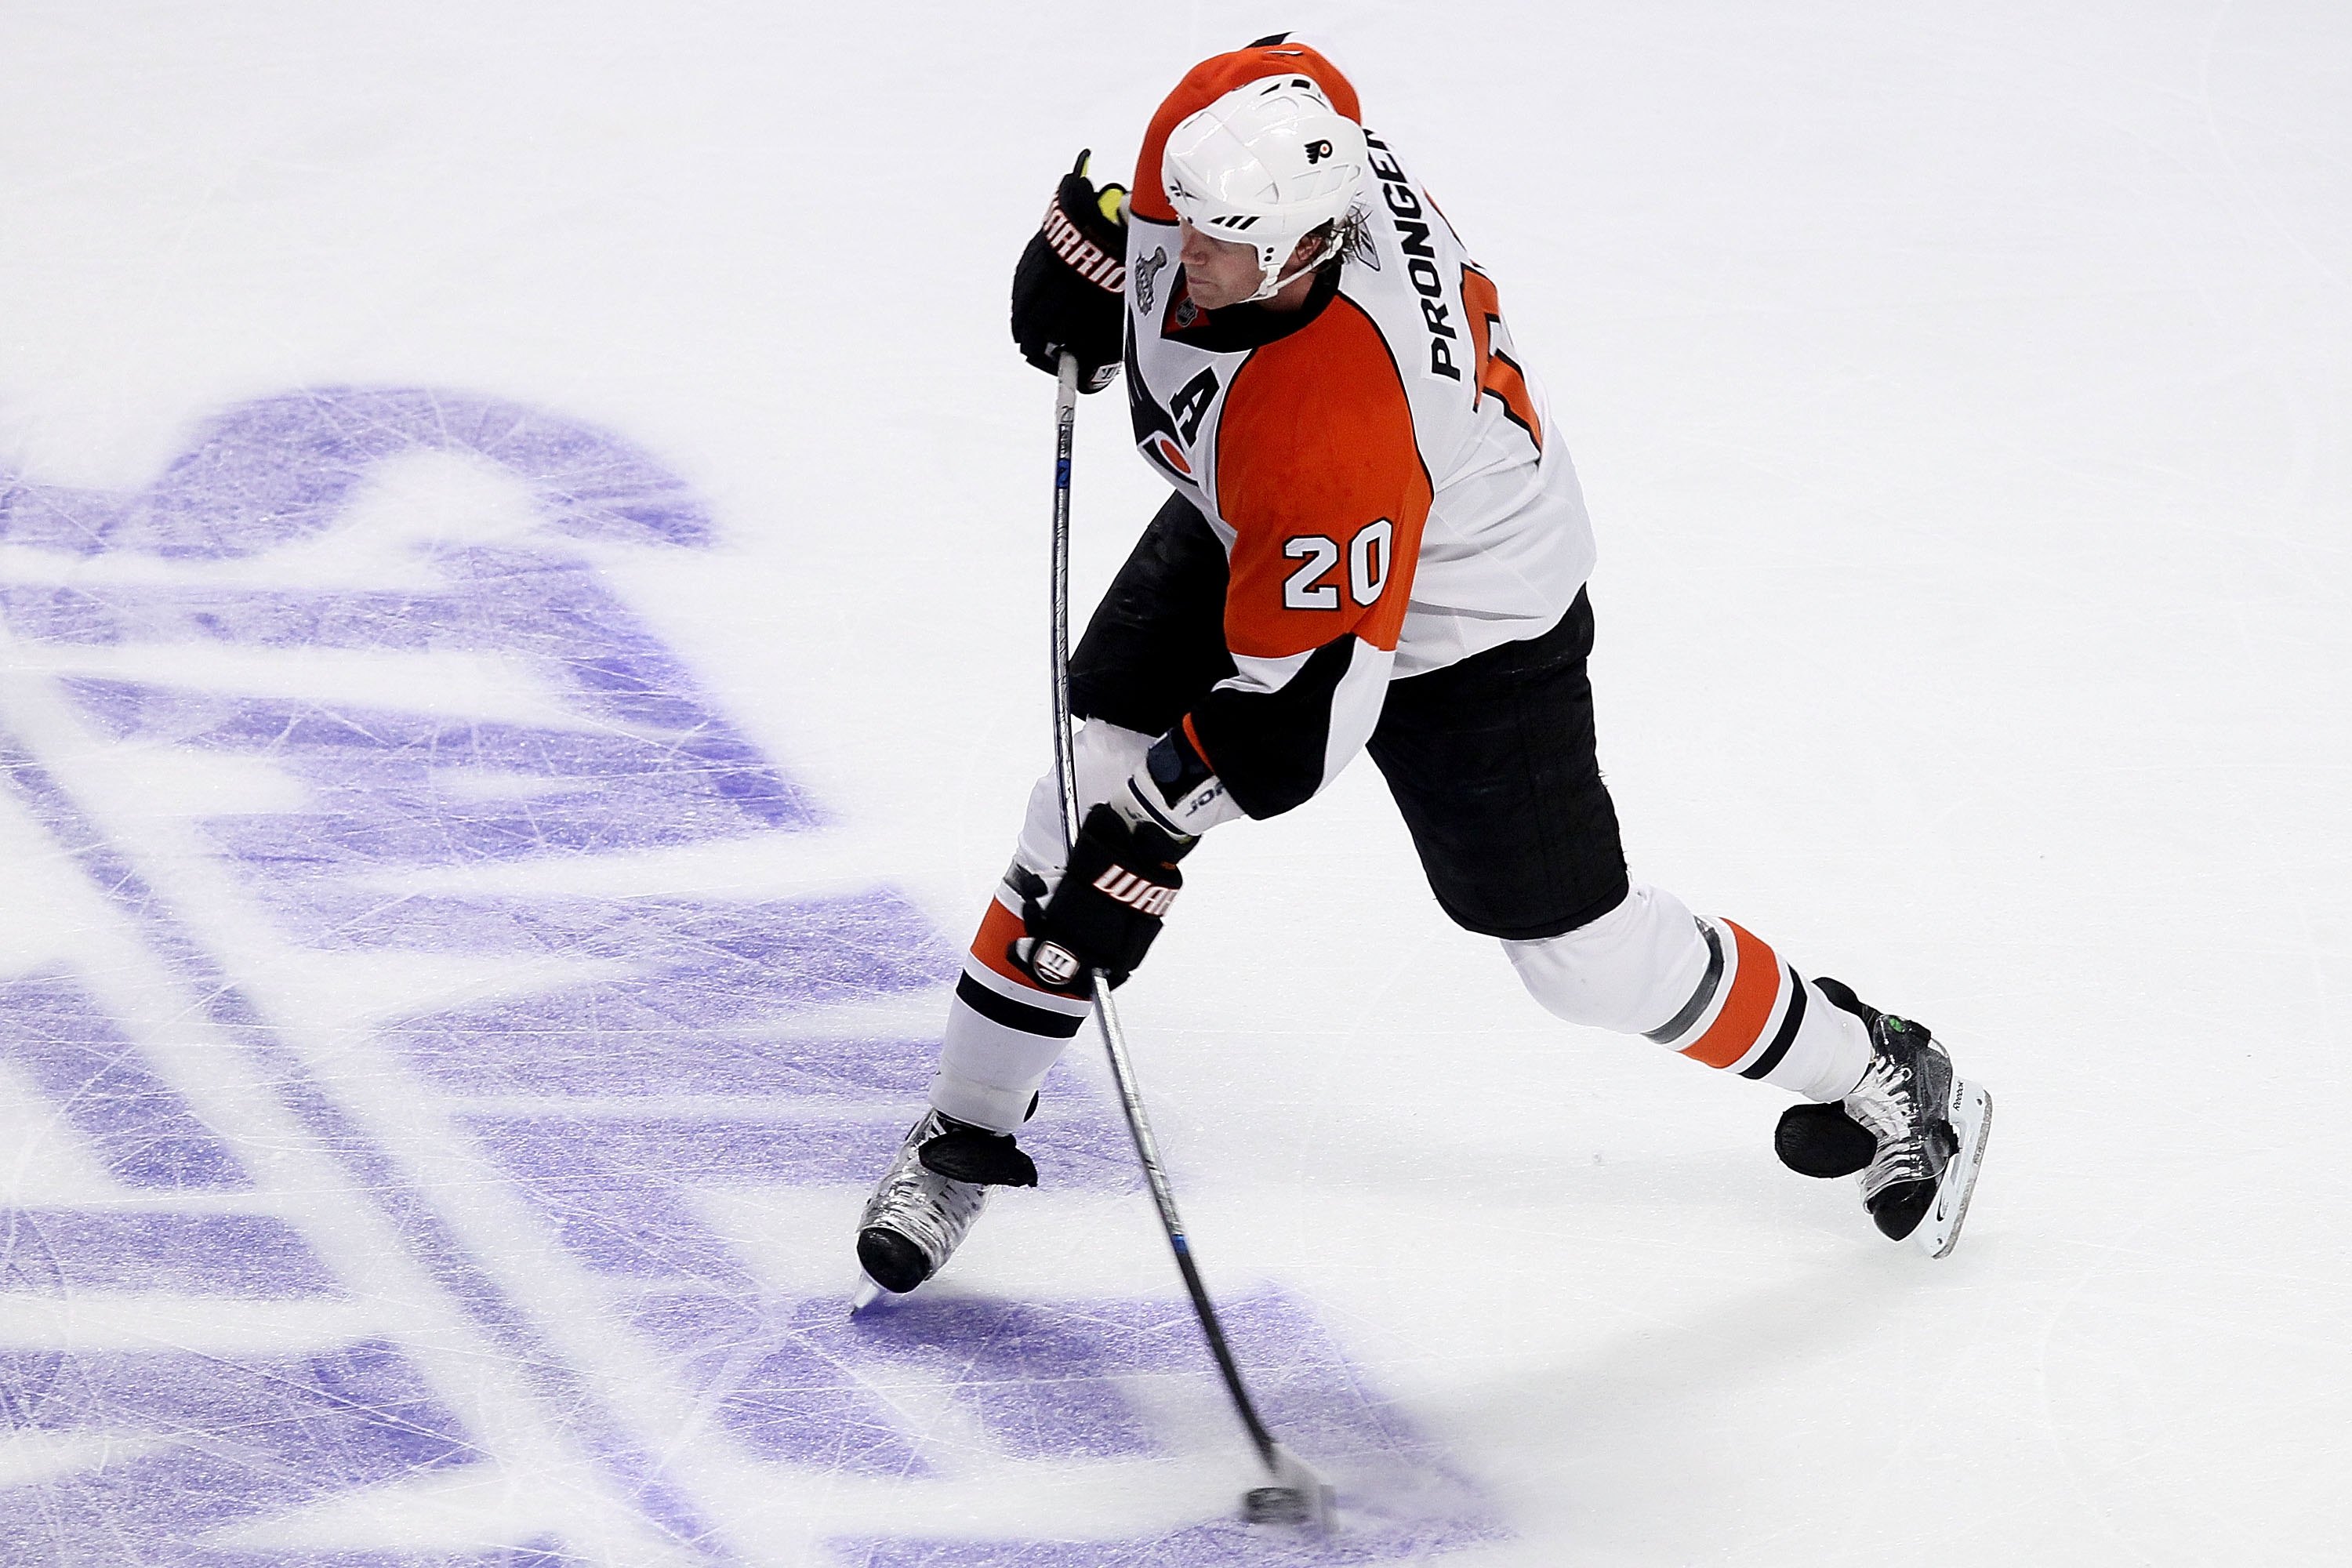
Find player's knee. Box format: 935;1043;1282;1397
1502;884;1711;1035
1014;720;1156;877
1073;719;1155;804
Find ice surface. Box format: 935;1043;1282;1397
0;2;2347;1564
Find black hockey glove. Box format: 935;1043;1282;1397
1014;804;1189;993
1011;151;1127;394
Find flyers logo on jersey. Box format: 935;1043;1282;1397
1129;342;1216;482
1091;866;1178;917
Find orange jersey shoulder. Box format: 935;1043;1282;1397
1214;296;1433;660
1129;43;1361;225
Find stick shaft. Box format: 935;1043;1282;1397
1047;354;1281;1472
1051;357;1081;849
1093;978;1283;1467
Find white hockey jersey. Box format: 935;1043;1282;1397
1120;41;1597;817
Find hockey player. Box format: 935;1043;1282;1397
855;38;1990;1297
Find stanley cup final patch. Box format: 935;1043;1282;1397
1136;247;1169;310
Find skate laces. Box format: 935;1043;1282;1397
1844;1025;1947;1200
861;1112;989;1268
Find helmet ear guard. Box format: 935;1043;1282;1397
1161;74;1370;302
1242;221;1342;303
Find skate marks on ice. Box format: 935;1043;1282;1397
0;389;1498;1565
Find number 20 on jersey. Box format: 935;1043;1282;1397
1282;517;1393;611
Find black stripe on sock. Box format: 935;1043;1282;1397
956;972;1086;1039
1740;965;1808;1080
1644;919;1726;1044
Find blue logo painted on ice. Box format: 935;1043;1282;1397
0;387;1500;1563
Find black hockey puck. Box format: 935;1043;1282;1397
1242;1485;1311;1526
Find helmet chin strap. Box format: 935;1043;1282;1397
1240;236;1323;303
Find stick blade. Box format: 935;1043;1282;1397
1241;1443;1335;1531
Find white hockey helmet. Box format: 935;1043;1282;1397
1161;73;1369;303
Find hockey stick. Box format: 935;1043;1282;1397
1049;354;1334;1530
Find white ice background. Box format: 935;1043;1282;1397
1;2;2347;1564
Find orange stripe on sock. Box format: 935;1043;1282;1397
1680;921;1784;1069
971;896;1053;993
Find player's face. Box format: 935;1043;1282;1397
1178;222;1327;311
1178;221;1265;309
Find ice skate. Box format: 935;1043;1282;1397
852;1109;1037;1308
1774;979;1991;1258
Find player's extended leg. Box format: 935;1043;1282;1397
857;495;1235;1297
1509;909;1987;1253
1367;590;1990;1253
853;720;1147;1294
1499;884;1871;1098
931;720;1156;1127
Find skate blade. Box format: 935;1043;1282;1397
1241;1442;1335;1532
848;1273;886;1316
1918;1080;1991;1258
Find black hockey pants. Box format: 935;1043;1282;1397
1069;492;1630;942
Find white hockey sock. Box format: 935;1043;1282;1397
1007;719;1158;892
1640;918;1872;1100
1504;884;1716;1034
929;895;1092;1132
1504;885;1871;1101
931;1000;1076;1132
924;720;1151;1131
1738;975;1871;1101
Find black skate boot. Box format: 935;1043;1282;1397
1774;978;1991;1258
851;1110;1037;1309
